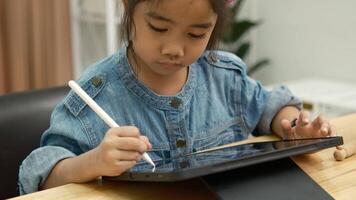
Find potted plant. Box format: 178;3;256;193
222;0;269;76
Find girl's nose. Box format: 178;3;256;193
161;43;184;59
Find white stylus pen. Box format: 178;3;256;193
68;80;156;170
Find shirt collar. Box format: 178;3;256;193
115;46;197;111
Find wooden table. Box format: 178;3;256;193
11;114;356;200
292;113;356;200
10;178;214;200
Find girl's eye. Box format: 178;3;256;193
188;33;206;39
148;23;167;32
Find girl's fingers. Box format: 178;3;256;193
108;126;141;138
297;112;304;127
114;150;142;161
114;137;148;153
114;160;137;173
312;115;331;137
329;125;337;137
312;115;325;129
281;119;294;139
320;122;330;136
140;136;152;150
298;111;310;127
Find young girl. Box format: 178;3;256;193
19;0;335;194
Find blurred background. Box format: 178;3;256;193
1;0;356;117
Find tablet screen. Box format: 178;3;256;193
107;136;342;182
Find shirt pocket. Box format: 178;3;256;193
192;118;247;163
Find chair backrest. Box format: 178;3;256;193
0;86;69;199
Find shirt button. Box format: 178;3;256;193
170;98;182;109
208;55;219;63
91;76;103;88
176;139;186;148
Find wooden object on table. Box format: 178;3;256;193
292;114;356;200
334;141;356;161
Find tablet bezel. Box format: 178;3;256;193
105;136;343;182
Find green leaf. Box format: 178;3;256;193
235;42;250;59
223;20;259;43
247;59;270;76
232;0;245;16
223;0;271;77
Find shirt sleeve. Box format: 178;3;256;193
241;76;302;136
18;146;76;195
18;103;88;195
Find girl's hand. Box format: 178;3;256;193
280;111;337;139
91;126;152;177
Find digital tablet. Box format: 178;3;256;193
105;136;343;182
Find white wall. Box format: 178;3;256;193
72;0;356;85
244;0;356;85
70;0;123;77
80;0;106;14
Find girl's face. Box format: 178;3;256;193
130;0;217;77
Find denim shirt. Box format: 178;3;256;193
18;47;302;194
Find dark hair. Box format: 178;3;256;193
120;0;227;51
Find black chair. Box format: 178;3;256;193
0;86;69;199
